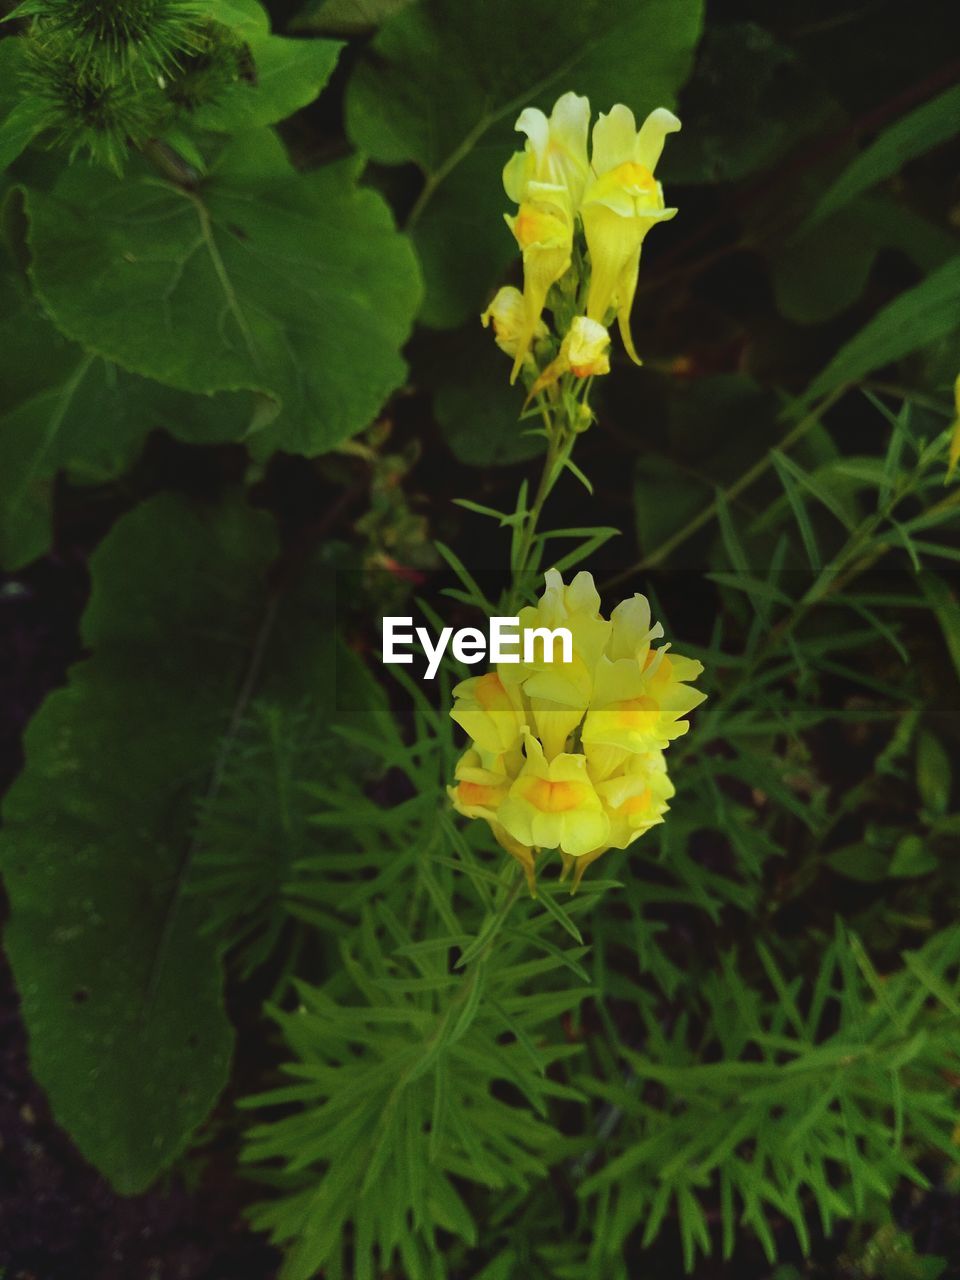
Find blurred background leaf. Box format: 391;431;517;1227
345;0;704;326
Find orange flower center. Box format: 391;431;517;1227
621;788;652;816
523;777;584;813
609;161;657;194
458;781;500;807
474;672;509;710
616;696;659;733
515;205;565;248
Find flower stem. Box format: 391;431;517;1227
508;398;575;609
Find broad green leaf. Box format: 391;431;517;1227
207;0;277;36
0;494;277;1192
824;843;888;882
292;0;413;34
426;327;542;466
855;194;959;275
345;0;704;326
0;267;250;569
888;835;938;878
0;492;385;1191
634;456;710;560
805;256;960;401
772;206;878;325
772;195;957;326
23;129;422;455
189;20;344;132
0;96;44;173
0;39;45;173
809;83;960;228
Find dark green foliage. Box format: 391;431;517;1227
0;0;958;1275
20;30;166;168
0;259;250;569
345;0;705;326
2;0;342;168
0;493;273;1191
579;925;960;1271
18;0;205;74
20;132;421;453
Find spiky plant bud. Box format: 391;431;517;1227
22;32;163;171
160;21;250;115
22;0;204;78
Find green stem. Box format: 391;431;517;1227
456;863;525;970
507;387;580;610
512;434;560;582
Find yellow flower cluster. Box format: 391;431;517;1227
448;571;705;892
482;92;680;388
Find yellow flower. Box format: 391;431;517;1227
448;747;512;821
558;751;674;890
501;568;611;759
503;201;574;384
501;93;590;383
582;646;706;767
504;569;611;706
450;671;525;755
448;570;705;892
564;316;612;377
448;747;537;892
481;285;548;361
596;750;675;849
498;734;610;857
529;315;611;398
579;589;703;773
502;91;591;214
947;373;960;481
581;105;681;363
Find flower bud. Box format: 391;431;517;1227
562;316;611;378
481;286;546;361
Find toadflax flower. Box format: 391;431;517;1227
529;316;611;398
501;92;590;381
487;92;681;391
581;105;681;364
448;570;705;892
481;286;548;363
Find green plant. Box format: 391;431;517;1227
0;2;958;1277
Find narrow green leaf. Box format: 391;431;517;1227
919;572;960;685
535;885;585;944
809;84;960;227
805;257;960;402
